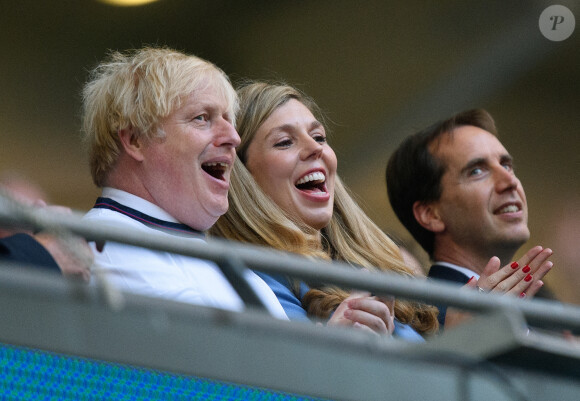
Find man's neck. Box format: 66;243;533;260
105;166;154;206
433;239;517;275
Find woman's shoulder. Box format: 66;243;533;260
393;320;425;342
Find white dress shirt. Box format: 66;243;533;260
84;188;287;319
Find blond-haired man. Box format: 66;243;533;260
82;47;285;317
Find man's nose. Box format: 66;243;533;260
214;118;241;147
495;166;519;192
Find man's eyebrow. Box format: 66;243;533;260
460;157;487;174
181;100;213;113
500;154;514;164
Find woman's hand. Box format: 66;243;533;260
445;246;554;329
475;245;553;297
327;291;395;335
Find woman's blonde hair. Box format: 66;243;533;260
211;81;438;334
82;46;238;187
211;157;325;258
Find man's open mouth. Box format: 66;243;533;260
202;162;228;181
494;203;521;214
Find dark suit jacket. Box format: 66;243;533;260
0;233;60;272
428;264;472;328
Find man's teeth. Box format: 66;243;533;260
203;162;228;167
499;205;519;213
296;172;325;185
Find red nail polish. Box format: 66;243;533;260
467;276;475;283
524;274;532;282
522;265;531;273
519;292;526;299
511;262;519;269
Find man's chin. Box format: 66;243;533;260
502;228;530;248
184;207;226;232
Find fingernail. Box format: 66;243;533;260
467;276;475;283
519;292;526;299
522;265;531;273
524;274;532;282
511;262;519;269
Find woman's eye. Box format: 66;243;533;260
274;139;292;148
313;134;327;143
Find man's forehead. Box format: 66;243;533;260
429;125;507;166
186;82;235;111
188;81;226;101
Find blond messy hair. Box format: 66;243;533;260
82;46;238;187
211;81;438;334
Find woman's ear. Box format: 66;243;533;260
118;127;145;162
412;200;445;233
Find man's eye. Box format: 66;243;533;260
502;163;513;172
469;167;483;176
193;114;208;122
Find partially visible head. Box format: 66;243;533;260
235;82;337;230
390;236;427;277
387;109;529;259
399;247;426;278
82;47;240;230
0;172;47;206
0;172;49;238
82;46;238;188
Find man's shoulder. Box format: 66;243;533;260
0;233;60;271
428;264;471;284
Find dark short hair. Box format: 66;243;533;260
386;109;497;257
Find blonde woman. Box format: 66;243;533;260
211;82;438;339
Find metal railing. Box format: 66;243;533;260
1;190;580;332
3;191;580;401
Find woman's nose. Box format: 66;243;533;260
300;136;323;160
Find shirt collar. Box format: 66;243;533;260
95;188;204;238
433;261;480;280
101;187;177;222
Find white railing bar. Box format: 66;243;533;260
1;193;579;331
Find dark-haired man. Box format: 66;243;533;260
386;109;553;328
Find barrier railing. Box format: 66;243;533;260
2;191;580;401
1;190;580;332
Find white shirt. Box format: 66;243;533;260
84;188;287;319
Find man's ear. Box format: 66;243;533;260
413;201;445;233
118;127;145;162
